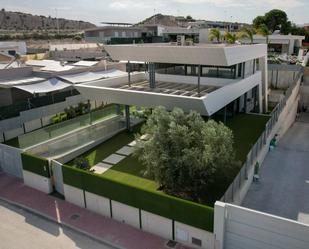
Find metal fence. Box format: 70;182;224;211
221;69;303;203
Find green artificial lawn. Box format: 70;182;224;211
69;113;270;205
103;155;159;191
226;113;270;164
67;123;142;167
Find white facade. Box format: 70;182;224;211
76;43;268;115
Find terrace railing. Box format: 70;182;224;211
221;69;303;203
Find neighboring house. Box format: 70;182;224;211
48;43;106;61
85;26;143;43
242;34;305;55
0;41;27;55
85;24;196;44
0;62;127;141
75;43;268;119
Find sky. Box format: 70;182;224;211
1;0;308;26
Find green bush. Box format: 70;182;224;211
62;165;214;232
21;153;50;178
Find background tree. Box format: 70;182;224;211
264;9;289;33
257;24;271;44
209;28;221;43
252;16;266;29
253;9;290;34
135;107;237;202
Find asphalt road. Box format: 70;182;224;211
242;114;309;224
0;200;114;249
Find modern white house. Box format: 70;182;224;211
75;43;268;122
243;34;305;55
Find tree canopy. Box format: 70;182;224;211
253;9;289;33
252;9;309;42
135;107;237;202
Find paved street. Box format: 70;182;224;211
0;200;113;249
242;113;309;224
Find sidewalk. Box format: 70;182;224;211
0;172;190;249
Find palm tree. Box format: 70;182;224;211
257;24;271;45
209;28;221;43
240;27;255;44
224;32;238;44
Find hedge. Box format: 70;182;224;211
21;153;50;178
62;165;214;232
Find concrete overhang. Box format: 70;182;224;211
75;72;262;116
105;43;267;66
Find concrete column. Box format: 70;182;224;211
258;83;263;113
288;39;294;55
128;61;131;87
244;92;247;113
259;56;268;112
125;105;131;131
197;65;201;96
214;201;226;249
148;63;156;88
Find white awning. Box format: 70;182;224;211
73;61;99;67
59;69;127;84
14;78;71;93
25;59;60;67
0;77;45;88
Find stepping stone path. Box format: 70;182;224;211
103;154;126;165
90;162;113;174
128;140;137;147
90;139;139;174
116;146;133;156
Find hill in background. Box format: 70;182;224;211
0;9;96;31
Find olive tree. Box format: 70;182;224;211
135;107;237;202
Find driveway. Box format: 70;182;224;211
242;113;309;224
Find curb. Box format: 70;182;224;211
0;196;123;249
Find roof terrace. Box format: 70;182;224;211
111;80;219;98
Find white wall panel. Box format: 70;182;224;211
4;127;24;140
111;200;140;229
85;191;111;217
24;119;42;133
175;221;215;249
23;170;53;194
214;202;309;249
63;184;85;208
141;210;172;240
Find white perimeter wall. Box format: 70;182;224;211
175;221;215;249
111;200;140;229
214;202;309;249
141;210;173;240
62;182;215;249
23;170;53;194
63;184;85;208
85;191;111;217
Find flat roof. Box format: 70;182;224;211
105;43;267;66
85;26;142;32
